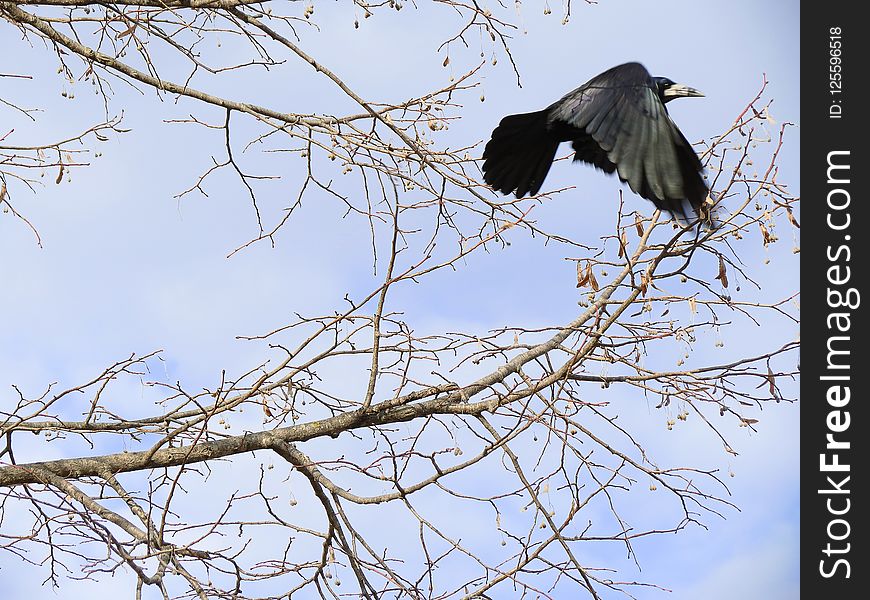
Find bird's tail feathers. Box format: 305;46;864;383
482;110;560;198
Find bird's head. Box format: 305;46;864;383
654;77;704;104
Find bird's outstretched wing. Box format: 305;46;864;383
548;62;707;214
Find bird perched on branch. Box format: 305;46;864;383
482;62;709;217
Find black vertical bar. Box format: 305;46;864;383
802;2;869;597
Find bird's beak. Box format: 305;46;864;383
664;83;705;99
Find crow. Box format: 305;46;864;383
482;62;708;216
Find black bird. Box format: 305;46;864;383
482;62;708;216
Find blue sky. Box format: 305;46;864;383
1;1;799;598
